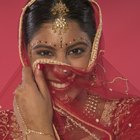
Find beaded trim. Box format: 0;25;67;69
54;106;100;140
54;103;113;140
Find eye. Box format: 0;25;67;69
67;48;85;56
36;50;53;57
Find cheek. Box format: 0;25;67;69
68;55;90;69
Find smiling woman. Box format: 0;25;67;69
29;21;92;69
0;0;140;140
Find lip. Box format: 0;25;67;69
48;80;71;90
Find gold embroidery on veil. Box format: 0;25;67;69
0;110;22;140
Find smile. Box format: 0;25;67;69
50;81;70;89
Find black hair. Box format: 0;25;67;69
23;0;96;47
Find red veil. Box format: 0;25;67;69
0;0;140;140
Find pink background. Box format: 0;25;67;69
0;0;140;92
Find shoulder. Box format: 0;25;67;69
0;109;22;140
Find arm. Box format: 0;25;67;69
25;126;55;140
13;65;57;140
27;133;55;140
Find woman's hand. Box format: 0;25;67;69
13;65;54;138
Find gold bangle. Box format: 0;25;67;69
25;128;55;138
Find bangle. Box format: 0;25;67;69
25;128;55;138
14;99;55;139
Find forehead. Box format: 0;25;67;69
30;20;89;44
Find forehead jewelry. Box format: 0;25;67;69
51;0;69;35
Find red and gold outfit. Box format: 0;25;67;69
0;0;140;140
0;97;140;140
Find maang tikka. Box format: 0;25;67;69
51;0;69;35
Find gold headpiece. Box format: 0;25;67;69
51;0;69;34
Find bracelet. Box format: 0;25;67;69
14;99;55;139
25;128;55;138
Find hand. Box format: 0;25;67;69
13;65;54;136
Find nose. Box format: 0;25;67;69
53;65;73;80
55;53;69;64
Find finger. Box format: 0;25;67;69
22;66;37;87
22;66;40;96
34;64;50;99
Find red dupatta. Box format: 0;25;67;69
0;0;140;140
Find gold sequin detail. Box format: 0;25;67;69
100;101;118;127
54;106;100;140
83;94;99;117
113;98;139;135
0;110;22;139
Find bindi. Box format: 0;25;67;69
31;37;91;49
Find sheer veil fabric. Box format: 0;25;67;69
0;0;140;140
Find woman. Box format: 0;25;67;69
0;0;140;139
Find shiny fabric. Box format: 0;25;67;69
0;96;140;139
0;0;140;140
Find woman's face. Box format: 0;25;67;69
29;21;91;68
28;21;92;101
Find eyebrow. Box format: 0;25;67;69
31;41;90;50
67;41;90;50
32;44;55;51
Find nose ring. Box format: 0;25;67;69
63;70;68;73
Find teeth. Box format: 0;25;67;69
50;82;69;89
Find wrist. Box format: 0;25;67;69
27;133;55;140
24;127;55;140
